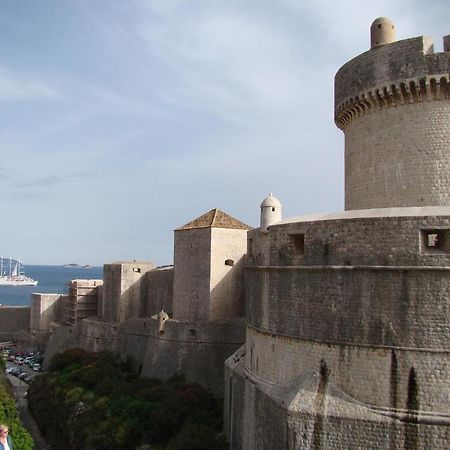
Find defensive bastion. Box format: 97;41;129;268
224;18;450;449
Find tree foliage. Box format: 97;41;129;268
28;350;226;450
0;377;34;450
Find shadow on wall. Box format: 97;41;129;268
210;257;246;321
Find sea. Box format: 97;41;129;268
0;265;103;307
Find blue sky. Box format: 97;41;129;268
0;0;448;265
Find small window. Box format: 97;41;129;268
132;267;141;273
421;229;449;254
189;329;196;336
225;259;234;266
272;207;275;212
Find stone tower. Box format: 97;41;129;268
260;193;282;229
225;19;450;450
335;17;450;210
172;209;250;321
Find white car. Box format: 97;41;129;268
32;363;41;372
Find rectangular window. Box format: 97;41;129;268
421;229;450;254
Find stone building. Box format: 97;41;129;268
33;209;249;396
224;18;450;449
13;16;450;449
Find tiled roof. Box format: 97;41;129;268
176;208;252;231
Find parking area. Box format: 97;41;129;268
3;348;43;385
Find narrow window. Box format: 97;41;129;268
421;229;449;254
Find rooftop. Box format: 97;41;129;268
177;208;252;231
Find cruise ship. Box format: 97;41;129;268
0;258;38;286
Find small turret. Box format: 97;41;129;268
370;17;396;48
260;193;282;229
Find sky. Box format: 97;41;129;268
0;0;448;266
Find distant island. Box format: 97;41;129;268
63;264;92;269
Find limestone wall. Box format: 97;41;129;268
0;306;30;341
173;228;211;321
209;228;247;320
344;101;450;209
246;266;450;349
245;327;449;412
44;315;245;396
141;317;246;396
144;266;173;317
30;293;66;348
249;212;450;267
334;35;450;210
101;261;154;322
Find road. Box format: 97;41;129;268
6;363;49;450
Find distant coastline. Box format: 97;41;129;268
62;263;92;269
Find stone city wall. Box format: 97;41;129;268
334;35;450;210
141;317;246;396
343;101;450;210
173;228;212;321
245;327;450;412
209;228;247;320
0;306;30;342
144;266;173;317
225;354;450;449
44;315;246;396
246;265;450;349
249;213;450;267
334;36;450;108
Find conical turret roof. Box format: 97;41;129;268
176;208;251;231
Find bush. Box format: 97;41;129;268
28;349;226;450
0;378;34;450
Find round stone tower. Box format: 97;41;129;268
335;19;450;210
260;193;282;228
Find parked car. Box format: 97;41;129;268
16;357;24;365
32;363;41;372
11;368;24;377
23;375;33;384
18;372;28;381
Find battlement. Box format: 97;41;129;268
335;34;450;129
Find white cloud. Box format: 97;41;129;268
0;66;58;101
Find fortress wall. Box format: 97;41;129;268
141;318;246;396
242;385;450;450
43;324;79;369
334;36;450;210
248;230;270;266
344;101;450;209
210;228;247;320
144;266;173;317
102;262;154;322
122;318;157;371
334;36;447;106
30;293;65;348
0;306;30;341
245;327;449;412
76;319;123;353
224;347;246;449
246;266;450;349
30;294;63;331
173;228;211;321
251;215;450;267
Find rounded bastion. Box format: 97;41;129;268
335;19;450;210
